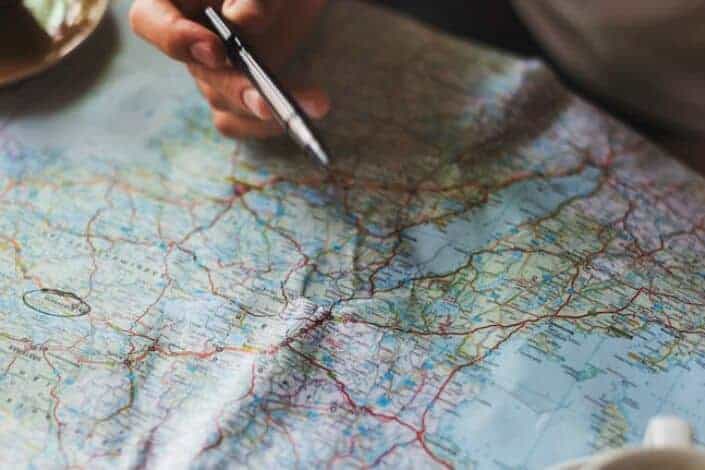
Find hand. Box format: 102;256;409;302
129;0;330;139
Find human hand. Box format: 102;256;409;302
129;0;330;139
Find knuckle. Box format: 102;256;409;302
162;32;182;58
212;114;241;138
212;114;230;134
187;63;207;81
186;63;198;75
206;94;227;111
197;81;229;111
160;17;188;58
127;2;142;34
204;93;219;108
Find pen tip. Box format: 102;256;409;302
317;149;330;167
308;142;331;168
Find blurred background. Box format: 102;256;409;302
378;0;542;56
376;0;704;171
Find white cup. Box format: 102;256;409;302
550;416;705;470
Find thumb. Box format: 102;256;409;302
221;0;282;34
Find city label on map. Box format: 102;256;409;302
22;289;91;318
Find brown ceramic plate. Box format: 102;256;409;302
0;0;109;87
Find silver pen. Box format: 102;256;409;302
204;7;331;167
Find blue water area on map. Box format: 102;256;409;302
374;167;601;288
426;321;705;469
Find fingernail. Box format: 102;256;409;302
221;0;239;18
221;0;237;15
222;0;270;30
299;98;329;119
242;88;270;119
190;42;218;68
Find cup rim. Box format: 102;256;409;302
585;446;705;469
549;446;705;470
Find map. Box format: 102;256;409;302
2;1;705;468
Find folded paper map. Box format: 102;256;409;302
1;1;704;468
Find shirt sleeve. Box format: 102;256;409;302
512;0;705;137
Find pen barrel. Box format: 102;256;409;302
223;39;329;166
239;50;298;130
236;50;324;158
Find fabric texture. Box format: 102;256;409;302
513;0;705;137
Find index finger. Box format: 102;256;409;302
129;0;225;67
